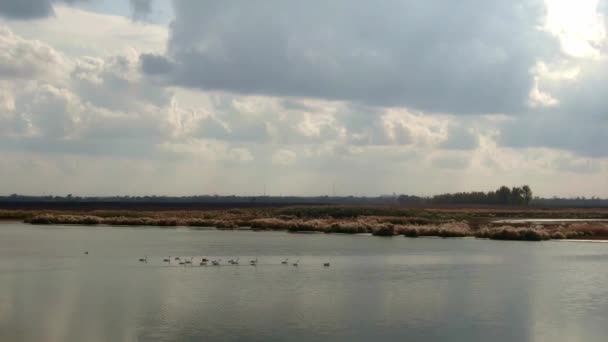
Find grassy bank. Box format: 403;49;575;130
10;206;608;242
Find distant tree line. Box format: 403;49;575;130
532;197;608;207
429;185;533;206
0;194;397;205
2;188;607;208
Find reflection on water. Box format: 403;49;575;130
0;223;607;341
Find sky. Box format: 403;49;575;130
0;0;606;197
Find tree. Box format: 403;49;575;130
497;186;511;205
511;187;524;206
522;185;533;206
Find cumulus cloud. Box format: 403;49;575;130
0;26;180;160
71;52;171;112
0;25;66;79
141;0;558;115
22;83;82;137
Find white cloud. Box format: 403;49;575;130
0;25;67;80
3;6;167;57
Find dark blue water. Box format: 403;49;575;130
1;223;607;341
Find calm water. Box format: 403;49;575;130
1;223;607;342
494;218;608;223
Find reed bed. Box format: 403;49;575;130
17;208;608;242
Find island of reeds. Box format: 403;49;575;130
1;206;607;242
2;186;607;242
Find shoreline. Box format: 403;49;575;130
7;221;608;243
3;206;608;242
0;218;22;223
554;239;608;243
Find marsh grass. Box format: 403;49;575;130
15;206;608;241
0;210;35;220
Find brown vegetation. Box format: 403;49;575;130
6;206;606;242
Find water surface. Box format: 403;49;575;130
1;223;607;341
494;218;608;223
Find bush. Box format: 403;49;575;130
550;231;566;239
400;226;419;237
474;226;550;241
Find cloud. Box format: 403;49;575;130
0;25;66;79
0;0;54;19
1;4;608;197
0;81;15;110
554;155;602;173
140;52;172;74
158;139;254;163
71;52;172;112
440;124;479;150
544;58;608;121
143;0;558;115
21;83;82;138
498;57;608;157
130;0;153;21
600;0;608;15
0;0;85;20
272;149;296;166
5;6;168;58
196;113;270;143
498;114;608;157
0;26;180;160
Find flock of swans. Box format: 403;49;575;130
137;256;330;267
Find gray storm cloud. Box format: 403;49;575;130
142;0;559;115
498;55;608;157
0;0;85;19
130;0;153;21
